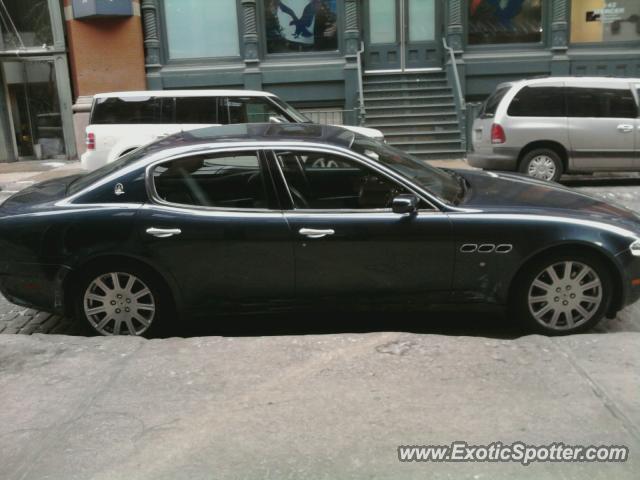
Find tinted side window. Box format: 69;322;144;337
91;97;172;124
567;87;638;119
153;152;268;209
219;97;288;124
481;86;510;118
174;97;218;124
275;151;408;210
507;86;566;117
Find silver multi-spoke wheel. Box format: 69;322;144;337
83;272;156;336
527;261;602;331
527;155;557;181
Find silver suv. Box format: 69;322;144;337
469;77;640;181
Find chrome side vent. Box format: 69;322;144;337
477;244;496;254
495;244;514;254
460;244;478;253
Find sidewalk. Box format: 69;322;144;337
0;331;638;479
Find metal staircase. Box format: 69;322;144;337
361;71;466;161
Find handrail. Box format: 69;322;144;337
356;41;366;126
442;37;465;110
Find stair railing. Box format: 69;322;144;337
356;41;366;126
442;38;467;151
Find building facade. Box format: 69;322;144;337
0;0;639;162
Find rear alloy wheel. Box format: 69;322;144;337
512;254;612;335
76;265;170;337
519;148;563;182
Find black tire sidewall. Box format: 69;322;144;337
73;262;173;338
519;148;563;182
511;253;612;336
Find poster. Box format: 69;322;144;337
265;0;338;53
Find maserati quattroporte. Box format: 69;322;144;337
1;124;640;336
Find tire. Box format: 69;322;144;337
519;148;563;182
74;262;173;337
510;252;612;335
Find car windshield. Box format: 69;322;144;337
351;138;463;204
268;97;312;123
67;146;149;195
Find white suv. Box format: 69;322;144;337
81;90;384;171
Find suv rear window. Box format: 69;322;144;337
507;86;566;117
480;86;510;118
174;96;219;124
567;87;638;119
91;96;173;124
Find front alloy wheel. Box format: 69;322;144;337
527;261;602;331
83;272;156;336
512;254;611;335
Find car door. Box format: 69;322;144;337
269;148;454;305
635;83;640;169
567;83;638;170
137;149;295;316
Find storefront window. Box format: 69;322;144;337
468;0;543;45
571;0;640;44
164;0;240;59
265;0;338;53
0;0;53;50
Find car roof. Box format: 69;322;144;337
140;123;358;159
502;76;640;89
92;90;275;99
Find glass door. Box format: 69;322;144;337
364;0;440;72
2;60;65;160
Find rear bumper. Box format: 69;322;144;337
468;148;519;171
0;263;70;315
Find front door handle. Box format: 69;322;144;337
299;228;335;239
617;124;634;133
146;227;182;238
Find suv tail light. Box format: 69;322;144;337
86;132;95;150
491;124;506;144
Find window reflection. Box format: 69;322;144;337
0;0;53;49
468;0;542;45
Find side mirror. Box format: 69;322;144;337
269;115;285;124
392;194;418;215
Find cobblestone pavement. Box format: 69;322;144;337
0;167;639;336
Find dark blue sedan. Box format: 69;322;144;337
1;123;640;336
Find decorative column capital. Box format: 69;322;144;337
241;0;259;65
141;0;162;69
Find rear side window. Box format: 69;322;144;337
91;96;172;124
507;86;566;117
567;87;638;119
174;96;218;124
219;97;289;124
152;152;269;209
480;86;510;118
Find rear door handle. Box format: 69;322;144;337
146;227;182;238
299;228;335;239
617;124;634;133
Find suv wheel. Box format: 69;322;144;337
511;253;612;335
519;148;563;182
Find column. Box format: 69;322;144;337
241;0;262;91
141;0;163;89
550;0;570;75
343;0;360;126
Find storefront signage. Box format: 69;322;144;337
72;0;133;19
